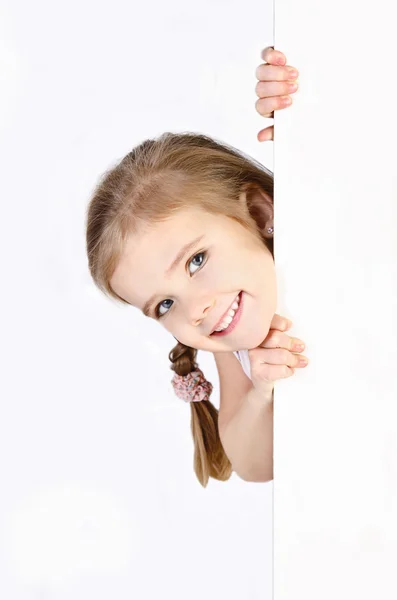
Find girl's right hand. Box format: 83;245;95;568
255;47;300;142
248;313;309;396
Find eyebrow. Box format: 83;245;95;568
142;234;205;317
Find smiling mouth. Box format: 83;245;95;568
210;292;243;337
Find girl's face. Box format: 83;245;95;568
110;207;277;352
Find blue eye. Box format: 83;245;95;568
188;251;205;274
156;299;173;317
155;251;207;318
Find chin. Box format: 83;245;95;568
244;330;270;350
241;319;272;349
239;293;276;349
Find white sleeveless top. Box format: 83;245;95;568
233;349;251;380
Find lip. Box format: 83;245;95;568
210;292;243;337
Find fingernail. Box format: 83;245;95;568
293;344;305;352
288;69;298;78
299;357;308;366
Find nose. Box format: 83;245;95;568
190;298;216;327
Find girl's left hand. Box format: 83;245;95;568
255;47;299;142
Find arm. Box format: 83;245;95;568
215;314;306;482
214;351;273;483
220;385;273;483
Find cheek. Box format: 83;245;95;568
210;251;247;280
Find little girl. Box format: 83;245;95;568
85;47;308;487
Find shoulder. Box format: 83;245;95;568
213;351;254;433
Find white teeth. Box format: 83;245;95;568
215;311;234;331
214;295;240;332
212;294;241;332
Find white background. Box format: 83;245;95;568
0;1;275;598
273;1;397;597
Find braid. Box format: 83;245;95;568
169;342;198;376
169;341;233;487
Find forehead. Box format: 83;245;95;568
141;207;213;239
110;208;223;305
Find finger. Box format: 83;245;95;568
251;364;295;387
256;363;296;382
255;63;299;82
269;313;293;332
259;330;305;353
257;126;274;142
255;79;298;99
249;346;308;369
255;95;293;117
261;47;287;66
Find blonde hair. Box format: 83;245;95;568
85;132;274;487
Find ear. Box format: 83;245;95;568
238;184;273;238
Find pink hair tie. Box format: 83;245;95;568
171;368;213;403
